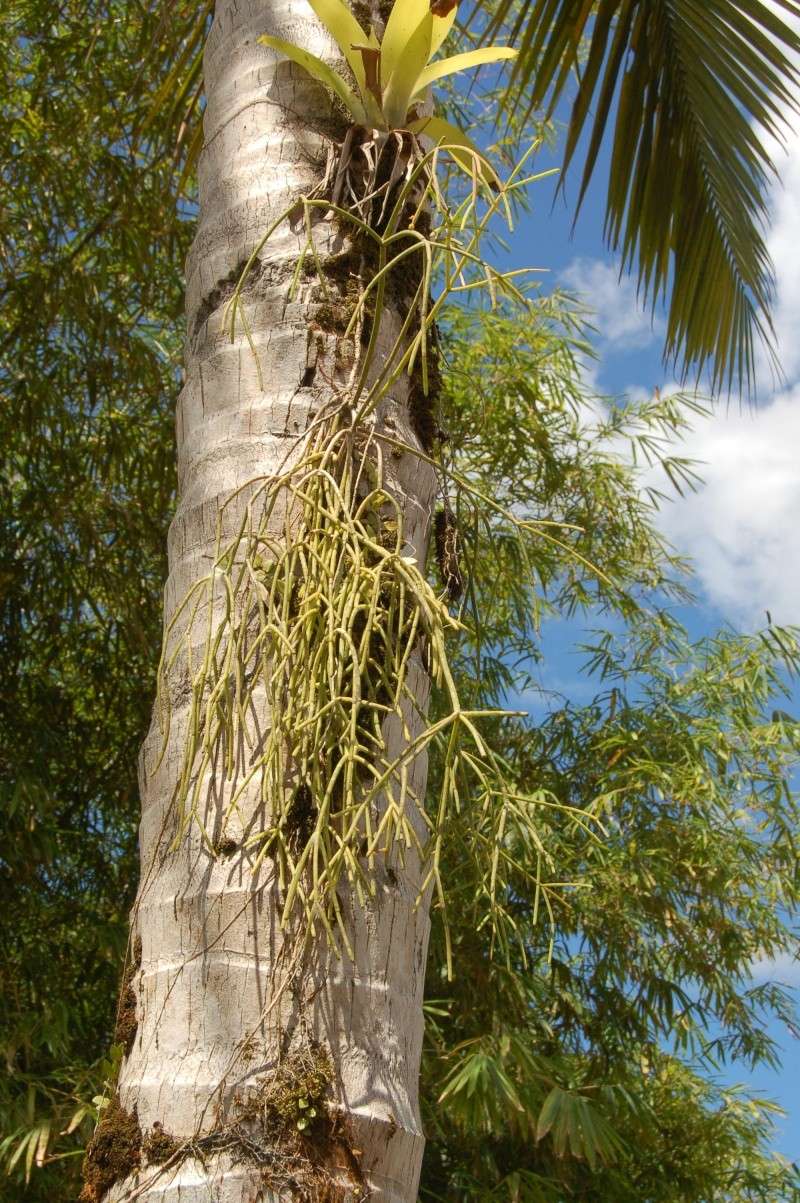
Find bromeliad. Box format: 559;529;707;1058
258;0;516;190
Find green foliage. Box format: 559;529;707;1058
485;0;800;391
438;301;702;698
419;307;800;1199
0;1;199;1196
258;0;516;190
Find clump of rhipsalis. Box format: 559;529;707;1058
80;1096;142;1203
226;1044;366;1201
434;507;464;601
257;1046;333;1137
143;1120;180;1165
160;0;536;979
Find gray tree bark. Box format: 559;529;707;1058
85;3;438;1202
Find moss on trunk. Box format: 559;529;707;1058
79;1096;142;1202
113;934;142;1057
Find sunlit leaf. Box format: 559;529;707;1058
307;0;369;91
413;45;517;98
431;1;460;56
381;0;433;89
383;9;435;125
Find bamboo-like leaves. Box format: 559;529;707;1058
486;0;800;391
536;1085;625;1169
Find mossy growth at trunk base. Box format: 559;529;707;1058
249;1045;332;1136
79;1096;142;1203
80;1046;365;1201
223;1044;366;1201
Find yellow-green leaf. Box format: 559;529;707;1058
431;1;459;56
63;1105;91;1137
413;45;517;98
383;10;434;126
33;1125;50;1173
258;35;367;124
381;0;432;88
307;0;369;91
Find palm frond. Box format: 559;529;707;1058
484;0;800;392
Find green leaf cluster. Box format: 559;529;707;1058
259;0;515;184
260;0;512;124
0;1;198;1196
419;305;800;1200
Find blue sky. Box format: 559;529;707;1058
487;62;800;1165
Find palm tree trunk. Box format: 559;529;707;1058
81;3;437;1202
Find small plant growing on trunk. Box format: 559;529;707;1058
259;0;515;156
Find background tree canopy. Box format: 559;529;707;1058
2;1;799;1200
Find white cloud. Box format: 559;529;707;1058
750;950;800;989
648;387;800;627
560;258;662;351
